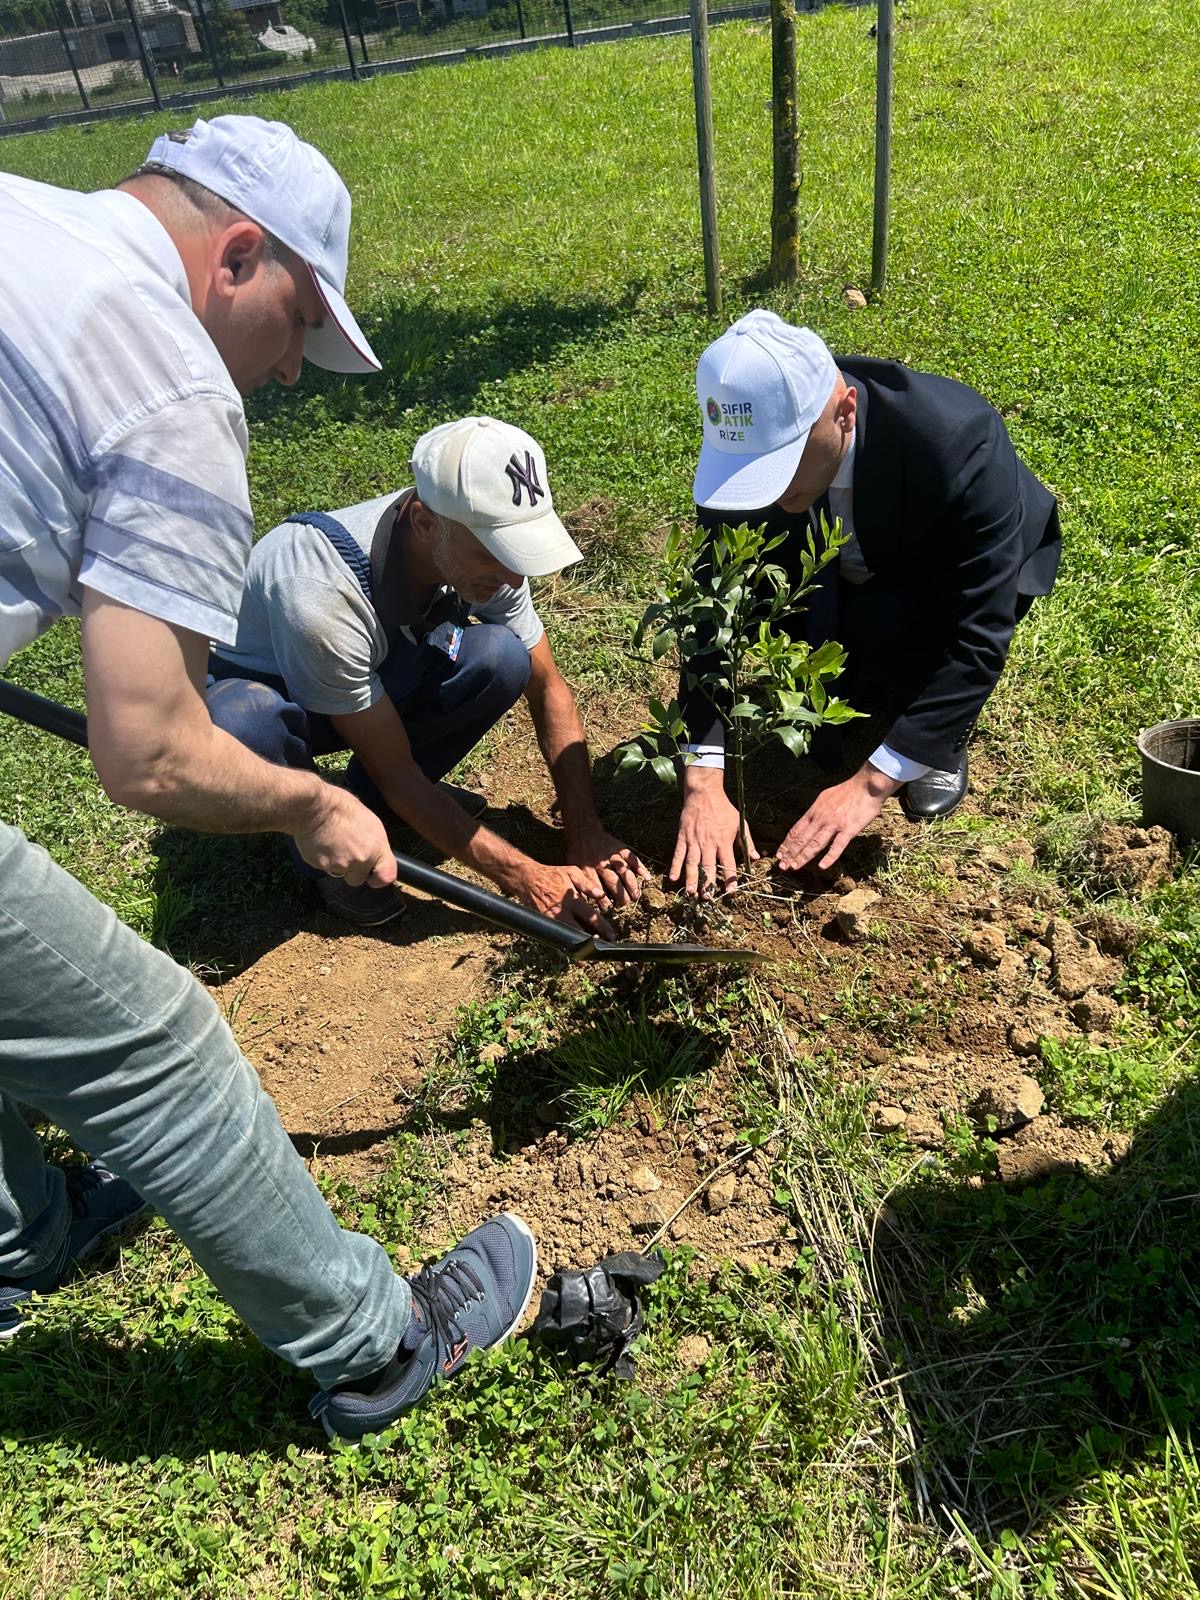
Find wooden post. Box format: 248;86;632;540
768;0;799;285
689;0;721;315
871;0;894;296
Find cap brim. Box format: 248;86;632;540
691;430;808;512
304;268;381;375
471;509;584;579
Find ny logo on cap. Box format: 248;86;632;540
505;451;545;508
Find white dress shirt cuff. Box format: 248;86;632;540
681;743;727;770
868;743;931;784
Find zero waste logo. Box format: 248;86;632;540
706;396;722;425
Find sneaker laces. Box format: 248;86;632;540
309;1253;488;1421
407;1255;486;1358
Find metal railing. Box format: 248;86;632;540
0;0;778;136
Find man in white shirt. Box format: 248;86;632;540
673;310;1060;891
209;416;648;929
0;116;537;1444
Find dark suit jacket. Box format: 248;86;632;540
689;356;1061;773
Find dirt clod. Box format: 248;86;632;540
834;888;880;941
1049;918;1123;1001
629;1165;663;1195
1070;991;1121;1033
1088;821;1175;894
872;1105;907;1134
995;1116;1119;1184
970;1074;1045;1134
843;286;868;309
905;1111;945;1149
677;1335;713;1371
963;926;1006;967
705;1172;738;1213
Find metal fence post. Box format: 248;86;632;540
514;0;526;38
562;0;574;45
51;0;90;110
335;0;360;77
870;0;894;296
192;0;226;89
689;0;720;315
347;0;370;63
124;0;164;109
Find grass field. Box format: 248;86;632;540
2;0;1200;1593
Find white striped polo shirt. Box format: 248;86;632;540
0;171;253;670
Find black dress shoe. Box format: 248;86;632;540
900;751;968;821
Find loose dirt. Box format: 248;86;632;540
205;697;1161;1290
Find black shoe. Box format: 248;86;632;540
316;878;407;926
900;752;968;821
0;1160;152;1338
436;782;486;819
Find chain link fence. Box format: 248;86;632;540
0;0;772;135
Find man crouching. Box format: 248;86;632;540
209;416;647;928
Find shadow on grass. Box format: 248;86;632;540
873;1074;1200;1536
0;1319;312;1461
246;285;646;430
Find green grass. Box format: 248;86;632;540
3;0;1200;1593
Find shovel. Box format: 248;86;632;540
0;678;762;967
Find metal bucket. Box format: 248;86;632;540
1138;718;1200;844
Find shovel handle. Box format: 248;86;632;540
390;850;590;957
0;679;591;960
0;679;88;749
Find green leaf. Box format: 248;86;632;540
776;725;810;757
649;755;677;786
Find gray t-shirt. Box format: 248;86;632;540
214;489;544;717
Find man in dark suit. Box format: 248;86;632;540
672;309;1060;893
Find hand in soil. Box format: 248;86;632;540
671;771;760;896
776;765;898;874
566;825;651;906
511;861;618;937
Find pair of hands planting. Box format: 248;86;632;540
669;760;901;896
542;755;897;934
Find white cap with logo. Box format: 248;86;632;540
411;417;583;578
692;309;838;510
143;114;380;375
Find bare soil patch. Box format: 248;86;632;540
206;700;1159;1278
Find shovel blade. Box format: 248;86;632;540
579;939;765;966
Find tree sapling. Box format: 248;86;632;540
617;516;861;869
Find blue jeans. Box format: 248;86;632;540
206;623;531;876
0;822;409;1388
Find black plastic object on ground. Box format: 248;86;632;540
532;1250;666;1378
1138;717;1200;845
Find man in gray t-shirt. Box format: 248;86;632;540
210;416;647;928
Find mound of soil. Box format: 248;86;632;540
435;1088;790;1283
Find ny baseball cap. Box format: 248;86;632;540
692;309;839;510
411;418;583;578
143;115;380;375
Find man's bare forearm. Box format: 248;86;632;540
378;766;541;895
104;719;334;839
528;679;601;837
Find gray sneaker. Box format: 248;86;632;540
316;877;407;927
310;1213;537;1441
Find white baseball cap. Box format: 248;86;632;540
411;417;583;578
692;309;839;509
143;115;380;375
